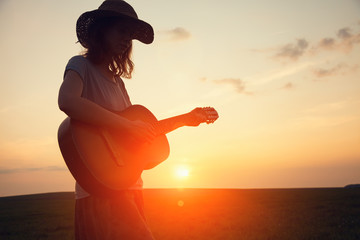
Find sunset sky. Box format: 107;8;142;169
0;0;359;196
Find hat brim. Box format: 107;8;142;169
76;9;154;48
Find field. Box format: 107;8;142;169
1;188;359;239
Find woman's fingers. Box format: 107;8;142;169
130;120;156;144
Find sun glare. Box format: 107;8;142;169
175;166;189;179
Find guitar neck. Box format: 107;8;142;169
155;113;188;135
151;106;218;135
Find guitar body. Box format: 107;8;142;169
58;105;170;197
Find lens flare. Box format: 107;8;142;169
177;200;184;207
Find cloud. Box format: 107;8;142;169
311;63;359;79
201;77;252;94
213;78;245;93
336;27;360;50
212;78;252;94
268;26;360;62
312;64;345;78
317;38;336;50
337;27;352;39
281;82;295;90
274;38;309;61
0;166;67;174
199;77;207;82
159;27;191;41
313;27;360;53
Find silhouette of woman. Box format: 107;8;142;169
58;0;218;239
58;1;156;239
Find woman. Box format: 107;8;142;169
58;1;158;239
58;0;217;239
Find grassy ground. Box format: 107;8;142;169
0;188;359;240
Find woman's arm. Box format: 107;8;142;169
58;70;155;142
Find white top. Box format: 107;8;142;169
65;55;143;199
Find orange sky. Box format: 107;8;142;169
0;0;359;196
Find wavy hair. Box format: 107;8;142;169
83;17;134;79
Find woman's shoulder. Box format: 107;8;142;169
65;55;90;79
67;55;88;66
66;55;90;72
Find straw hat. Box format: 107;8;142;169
76;0;154;48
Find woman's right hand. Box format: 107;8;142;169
123;120;156;144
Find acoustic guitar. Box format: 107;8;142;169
58;105;218;197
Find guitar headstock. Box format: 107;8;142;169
189;107;219;125
201;107;219;124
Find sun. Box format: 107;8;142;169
175;166;189;179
